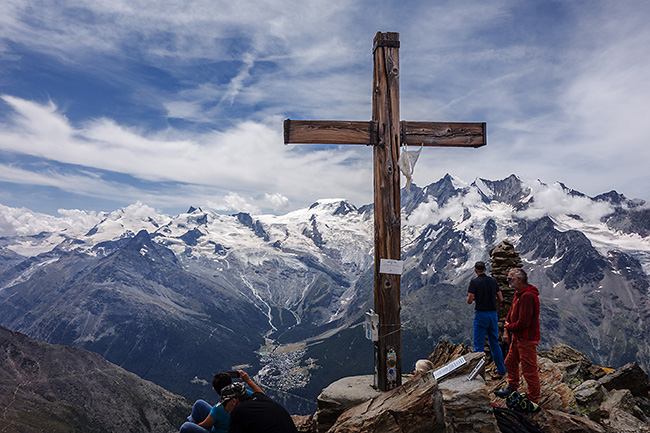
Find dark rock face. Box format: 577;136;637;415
421;174;464;207
605;207;650;237
181;227;205;245
236;212;269;240
599;362;650;398
402;174;464;215
517;217;607;290
474;174;532;209
303;216;324;248
0;326;190;433
483;218;497;246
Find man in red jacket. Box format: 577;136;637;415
495;268;541;411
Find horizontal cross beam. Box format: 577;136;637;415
283;120;375;145
283;119;486;148
402;121;486;148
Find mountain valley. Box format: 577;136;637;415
1;174;649;414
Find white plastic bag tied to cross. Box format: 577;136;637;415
398;144;423;192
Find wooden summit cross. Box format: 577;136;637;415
283;32;486;391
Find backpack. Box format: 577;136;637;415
494;406;544;433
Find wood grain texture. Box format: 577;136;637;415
402;121;486;147
283;120;373;145
372;31;403;392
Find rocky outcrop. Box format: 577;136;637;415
599;389;650;432
439;374;498;433
0;326;190;433
302;341;650;433
312;351;492;433
543;410;605;433
426;340;472;369
487;343;650;433
314;375;383;433
598;362;650;397
328;372;445;433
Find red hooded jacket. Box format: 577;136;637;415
505;284;540;341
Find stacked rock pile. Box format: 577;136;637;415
489;240;522;333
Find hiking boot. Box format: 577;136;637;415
506;391;521;409
491;373;505;380
494;385;515;398
526;401;541;413
512;392;541;413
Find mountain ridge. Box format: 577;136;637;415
0;325;190;433
1;173;649;414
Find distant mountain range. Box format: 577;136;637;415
1;174;649;414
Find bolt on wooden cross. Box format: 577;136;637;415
283;32;486;391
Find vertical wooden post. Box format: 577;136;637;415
283;31;486;392
372;31;402;391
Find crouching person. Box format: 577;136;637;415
221;371;298;433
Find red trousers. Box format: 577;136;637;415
505;336;540;402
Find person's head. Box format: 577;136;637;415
507;268;528;290
413;359;434;375
220;383;248;413
474;261;487;274
212;372;233;395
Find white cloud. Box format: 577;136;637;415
406;188;484;226
0;203;102;237
263;193;290;211
117;202;169;225
515;182;614;222
221;192;260;214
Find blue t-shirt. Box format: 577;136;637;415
208;389;254;433
208;404;229;433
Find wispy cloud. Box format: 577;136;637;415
0;95;372;211
1;0;650;215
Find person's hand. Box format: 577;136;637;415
238;370;252;384
238;370;264;394
503;328;510;344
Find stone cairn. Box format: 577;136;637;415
489;240;522;337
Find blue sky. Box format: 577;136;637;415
1;0;649;216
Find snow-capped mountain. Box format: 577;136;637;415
1;174;649;413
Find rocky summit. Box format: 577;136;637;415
293;341;650;433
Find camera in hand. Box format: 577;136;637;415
227;371;240;378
